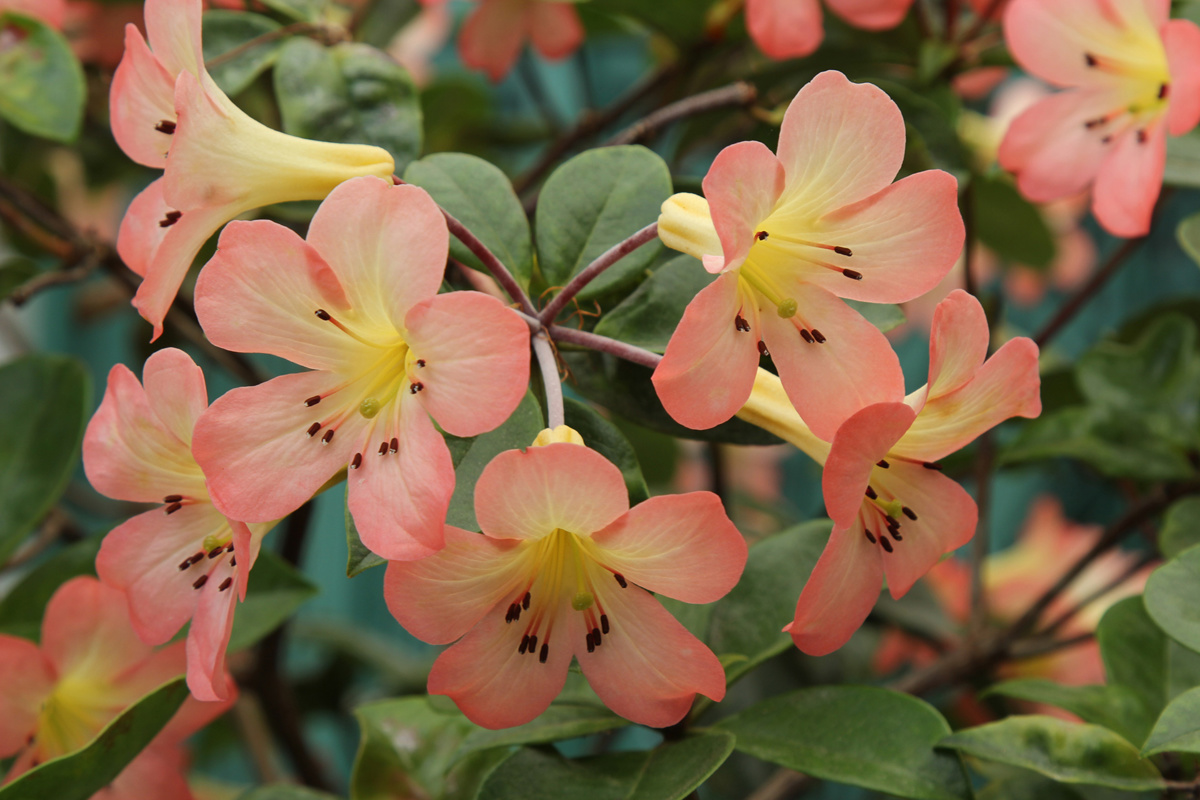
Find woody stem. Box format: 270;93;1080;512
532;332;565;428
539;223;659;326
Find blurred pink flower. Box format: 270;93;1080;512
746;0;914;60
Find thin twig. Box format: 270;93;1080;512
1033;234;1147;349
532;333;564;428
539;223;659;325
204;22;320;70
1;508;77;571
8;254;99;306
230;693;283;783
603;82;757;147
548;326;662;370
745;770;813;800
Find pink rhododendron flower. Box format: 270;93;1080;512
192;177;530;562
746;0;914;60
109;0;395;340
385;426;746;729
654;71;963;440
998;0;1200;237
0;577;232;799
85;348;270;702
419;0;583;82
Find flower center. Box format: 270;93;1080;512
860;461;921;554
36;675;116;760
175;512;238;593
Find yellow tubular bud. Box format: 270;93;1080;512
735;369;831;464
532;425;586;447
657;193;723;261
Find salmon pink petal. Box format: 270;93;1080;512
892;337;1042;463
528;1;583;59
746;0;823;61
475;444;628;541
822;402;915;527
305;179;447;329
787;519;884;656
774;72;906;218
385;527;528;644
193;371;354;524
824;0;913;30
104;746;195;800
142;348;208;447
41;577;153;681
108;642;188;709
927;289;989;400
185;561;239;702
403;292;531;438
194;220;356;372
759;283;905;442
588;493;747;603
998;88;1115;205
347;396;453;561
1092;124;1166;238
877;462;977;597
427;595;575;729
579;576;726;728
804;170;963;304
459;0;527;82
653;273;759;430
84;363;201;504
142;0;203;78
703;141;785;273
109;25;175;169
1165;19;1200;136
0;637;54;756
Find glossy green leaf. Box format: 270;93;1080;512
477;733;735;800
975;766;1087;800
1178;212;1200;268
345;491;385;577
1145;545;1200;655
257;0;328;21
716;686;971;800
1143;683;1200;756
1097;596;1200;723
593;254;711;353
202;11;284;97
970;173;1056;269
590;0;708;44
563;398;649;504
1165;132;1200;189
0;13;84;141
226;549;318;652
939;716;1163;791
239;787;342;800
0;257;36;301
0;355;89;563
0;678;188;800
0;536;101;641
707;520;831;685
845;298;908;333
536;146;669;299
445;748;516;800
983;679;1154;746
458;702;628;755
1159;497;1200;559
404;153;533;290
274;38;422;171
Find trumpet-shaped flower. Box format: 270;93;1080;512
746;0;914;60
192;177;530;562
655;71;963;440
737;291;1040;655
85;348;269;702
384;427;746;729
998;0;1200;237
0;577;232;798
110;0;395;339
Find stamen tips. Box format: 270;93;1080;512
351;452;363;470
613;572;627;589
834;246;853;257
155;119;176;134
880;537;894;553
321;429;335;445
314;309;331;321
218;577;233;591
842;268;863;280
193;574;208;590
539;643;549;663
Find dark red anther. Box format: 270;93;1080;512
880;537;894;553
1137;129;1148;144
321;429;335;444
842;269;863;280
811;329;826;344
189;551;205;564
178;558;192;571
351;453;362;470
227;542;235;552
155;120;176;134
834;246;853;257
757;340;769;357
864;529;877;544
219;577;233;591
378;441;389;456
586;632;595;652
1160;83;1170;100
193;574;208;590
523;592;531;610
601;614;609;634
528;634;537;654
165;502;183;515
614;573;627;588
800;329;815;344
159;211;182;228
1085;116;1107;129
163;494;183;503
734;314;751;332
890;529;903;542
1101;135;1113;144
410;382;424;393
539;643;549;663
389;437;399;454
756;231;769;241
519;634;530;654
1085;52;1098;67
885;515;899;530
416;359;426;367
207;546;224;559
230;556;237;567
314;309;331;321
877;459;889;469
923;461;942;470
865;486;877;500
592;626;601;646
305;395;321;407
307;422;321;438
903;506;917;521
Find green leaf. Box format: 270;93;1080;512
844;298;908;333
1159;497;1200;559
707;520;831;685
226;549;318;652
445;392;545;531
563;398;649;504
477;733;735;800
1177;212;1200;268
971;173;1056;270
239;787;342;800
0;536;101;641
0;355;89;563
1142;684;1200;756
0;13;84;141
1097;596;1200;723
976;766;1087;800
445;748;516;800
0;257;36;301
591;0;708;44
1165;132;1200;189
593;254;711;354
459;702;628;755
404;153;533;290
716;686;971;800
983;679;1155;746
0;678;188;800
1145;545;1200;655
256;0;328;21
535;146;669;299
202;11;285;97
345;499;385;577
939;716;1163;791
274;38;422;171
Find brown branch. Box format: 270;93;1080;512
1033;234;1147;349
958;0;1006;43
1038;551;1157;638
538;223;659;326
204;22;321;70
8;253;98;306
603;81;758;147
547;326;662;370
